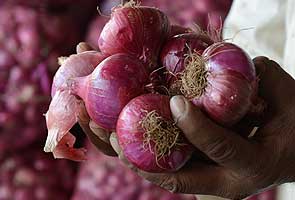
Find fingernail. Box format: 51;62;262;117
170;95;186;119
110;133;121;155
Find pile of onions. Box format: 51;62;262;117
72;143;196;200
0;4;86;160
0;147;77;200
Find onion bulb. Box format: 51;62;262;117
98;3;170;71
116;93;194;173
69;53;149;131
165;42;257;126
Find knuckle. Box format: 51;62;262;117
203;137;237;164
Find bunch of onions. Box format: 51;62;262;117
162;41;257;126
98;2;171;71
45;53;149;161
44;1;259;176
117;94;194;172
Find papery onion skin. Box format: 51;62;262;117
44;51;106;161
70;53;149;131
116;94;194;173
203;42;256;83
98;6;170;71
195;42;256;126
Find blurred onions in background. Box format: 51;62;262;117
0;0;276;199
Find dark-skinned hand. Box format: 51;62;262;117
77;42;295;199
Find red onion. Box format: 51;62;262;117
166;42;256;126
44;51;106;161
0;148;77;200
98;4;170;71
161;33;214;75
72;143;196;200
117;94;194;173
69;53;149;131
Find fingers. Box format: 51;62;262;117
109;132;137;170
79;120;117;156
170;96;259;173
253;57;295;110
89;121;111;144
109;133;234;197
76;42;94;54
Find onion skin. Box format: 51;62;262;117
161;33;214;74
44;51;106;161
203;42;256;83
116;94;194;173
70;53;149;131
195;43;256;126
98;6;170;71
196;69;254;126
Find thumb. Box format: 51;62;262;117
170;96;259;172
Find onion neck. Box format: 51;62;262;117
180;53;208;98
68;76;88;101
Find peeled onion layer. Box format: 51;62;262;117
44;90;86;161
117;94;194;173
175;42;257;126
69;53;149;131
98;4;171;71
44;51;106;161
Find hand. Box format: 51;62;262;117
76;42;116;156
110;57;295;199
